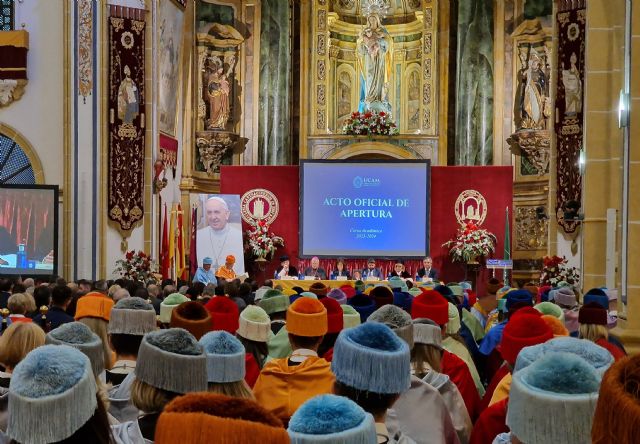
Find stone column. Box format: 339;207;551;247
258;0;291;165
454;0;494;165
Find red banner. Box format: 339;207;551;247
220;165;513;287
430;167;513;290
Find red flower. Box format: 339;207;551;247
126;251;134;260
138;251;145;258
379;112;386;117
364;112;372;119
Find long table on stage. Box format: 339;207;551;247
273;279;393;292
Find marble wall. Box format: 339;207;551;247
454;0;494;165
258;0;291;165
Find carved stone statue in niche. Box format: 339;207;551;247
561;52;582;116
356;13;392;114
514;46;551;130
204;55;235;130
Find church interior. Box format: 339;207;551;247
1;0;639;345
0;0;639;440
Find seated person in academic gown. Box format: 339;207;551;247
215;255;237;281
253;298;334;424
302;256;327;280
274;255;298;278
192;257;216;285
361;258;383;280
388;261;411;279
416;256;439;281
329;258;350;280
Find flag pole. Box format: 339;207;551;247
503;206;511;286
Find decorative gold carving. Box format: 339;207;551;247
77;0;93;100
0;80;27;108
423;33;432;55
195;131;240;175
317;110;326;129
317;84;326;106
423;59;431;80
423;83;431;105
318;10;327;30
317;60;326;80
317;34;327;55
507;130;550;176
515;206;548;250
423;108;431;130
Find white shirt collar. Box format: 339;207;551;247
289;348;318;363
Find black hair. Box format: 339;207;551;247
263;280;273;288
288;333;323;351
11;283;26;294
236;335;268;370
33;286;52;309
134;287;149;300
0;279;10;292
214;285;226;297
333;380;398;417
224;282;238;299
51;285;73;306
110;333;144;357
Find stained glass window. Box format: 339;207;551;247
0;133;35;185
1;0;14;31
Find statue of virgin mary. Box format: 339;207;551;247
356;13;392;114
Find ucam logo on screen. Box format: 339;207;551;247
353;176;381;188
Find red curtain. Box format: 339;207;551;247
0;188;52;257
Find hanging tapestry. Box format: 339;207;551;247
555;0;585;233
108;10;145;231
77;0;93;100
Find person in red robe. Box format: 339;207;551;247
470;397;508;444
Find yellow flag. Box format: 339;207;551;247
168;203;176;279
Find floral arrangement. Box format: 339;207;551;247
442;222;497;263
540;255;580;287
244;220;284;260
114;250;158;284
342;111;399;136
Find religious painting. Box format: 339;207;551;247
514;43;551;131
158;0;184;137
193;194;245;275
336;65;355;129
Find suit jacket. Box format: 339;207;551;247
275;265;298;278
303;267;326;280
417;267;439;280
330;269;351;280
362;268;383;279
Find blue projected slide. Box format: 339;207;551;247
300;161;429;258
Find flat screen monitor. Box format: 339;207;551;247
300;160;430;258
0;185;58;277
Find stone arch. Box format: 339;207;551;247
324;141;423;160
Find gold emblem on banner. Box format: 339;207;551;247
455;189;488;226
241;189;280;225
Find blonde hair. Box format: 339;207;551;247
0;322;45;370
78;317;113;369
411;343;442;376
131;378;178;413
108;284;121;298
579;323;609;342
207;380;255;400
7;293;36;315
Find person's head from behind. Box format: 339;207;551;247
7;293;36;316
51;284;73;309
331;322;410;420
92;280;108;294
132;328;208;414
77;279;92;293
108;297;157;361
286;297;328;352
7;345;112;444
33;285;51;310
205;197;230;231
578;302;609;342
199;331;254;399
410;319;443;376
0;322;45;372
